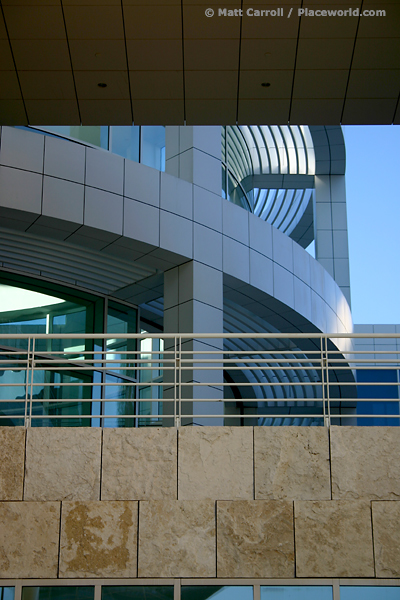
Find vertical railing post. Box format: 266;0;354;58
177;335;182;427
174;335;181;428
173;335;178;427
321;334;331;427
24;337;31;427
320;335;327;426
324;335;331;427
28;336;36;427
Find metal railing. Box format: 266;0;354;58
0;333;399;428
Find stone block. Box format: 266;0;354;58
0;427;25;500
295;500;374;577
217;500;294;577
24;427;101;501
0;501;60;578
59;501;138;578
372;501;400;577
102;428;177;500
331;426;400;499
138;500;215;577
254;427;330;501
178;427;253;500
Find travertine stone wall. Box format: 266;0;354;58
1;425;400;579
59;501;138;578
102;428;177;500
330;426;400;499
217;500;294;577
254;427;330;500
0;427;25;500
24;427;101;501
178;427;253;500
295;500;375;577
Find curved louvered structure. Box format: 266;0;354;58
222;125;345;249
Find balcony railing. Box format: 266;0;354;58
0;333;399;428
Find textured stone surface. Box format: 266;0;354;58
372;501;400;577
178;427;253;499
217;500;294;577
254;427;330;500
60;501;138;578
24;427;101;501
0;427;25;500
138;500;215;577
102;428;177;500
331;426;400;499
295;500;374;577
0;501;60;578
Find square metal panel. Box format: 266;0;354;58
185;99;237;125
240;39;298;70
238;98;291;124
0;71;22;99
79;99;132;124
124;5;182;39
0;39;15;69
63;6;125;39
290;99;344;124
296;38;355;69
19;71;76;100
239;70;293;99
127;40;183;70
132;99;184;125
74;71;130;100
341;98;398;124
130;71;184;99
10;39;71;70
184;40;240;70
183;5;241;39
0;99;27;124
346;69;400;98
293;70;349;99
25;99;80;125
69;40;128;71
2;5;66;39
185;71;238;99
298;3;361;38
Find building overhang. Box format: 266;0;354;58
0;2;399;126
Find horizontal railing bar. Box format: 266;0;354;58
0;333;399;339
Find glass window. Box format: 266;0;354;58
0;588;14;600
102;587;174;600
111;126;140;162
34;126;108;149
340;587;400;600
141;126;165;171
22;588;94;600
0;275;138;427
181;586;253;600
357;368;400;426
103;301;138;428
261;586;332;600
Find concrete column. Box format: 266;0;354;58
165;125;221;196
163;126;224;425
314;174;351;307
163;261;224;426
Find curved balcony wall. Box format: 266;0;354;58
0;126;352;338
0;125;353;427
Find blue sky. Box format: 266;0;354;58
343;125;400;325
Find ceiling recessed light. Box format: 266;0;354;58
98;82;107;88
261;82;271;87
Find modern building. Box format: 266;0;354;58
1;2;400;600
